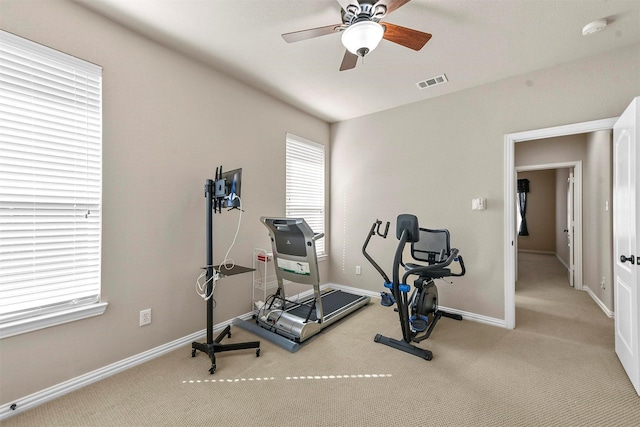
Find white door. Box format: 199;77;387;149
567;171;575;287
613;97;640;395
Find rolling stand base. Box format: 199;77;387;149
374;333;433;361
192;325;260;374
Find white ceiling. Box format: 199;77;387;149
74;0;640;123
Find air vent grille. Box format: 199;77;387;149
416;74;448;90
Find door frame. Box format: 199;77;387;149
515;161;583;290
568;169;575;288
504;117;617;329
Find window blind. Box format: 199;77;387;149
285;133;325;255
0;30;103;324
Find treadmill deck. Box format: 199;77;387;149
285;289;368;322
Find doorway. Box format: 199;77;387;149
515;162;583;290
504;117;617;329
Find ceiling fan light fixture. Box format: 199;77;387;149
341;21;384;57
582;19;607;36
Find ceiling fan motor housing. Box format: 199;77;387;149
342;2;386;25
341;2;386;57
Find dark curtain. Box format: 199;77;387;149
517;179;529;236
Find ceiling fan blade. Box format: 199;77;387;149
282;24;343;43
382;22;432;51
339;50;358;71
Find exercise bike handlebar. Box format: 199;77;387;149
456;254;466;277
362;220;391;284
401;248;465;285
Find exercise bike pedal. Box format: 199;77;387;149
410;315;428;332
380;292;395;307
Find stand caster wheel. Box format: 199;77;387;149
191;349;196;357
209;364;216;375
256;349;261;357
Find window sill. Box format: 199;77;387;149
318;254;328;262
0;302;108;339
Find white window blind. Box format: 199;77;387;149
0;30;103;326
286;133;325;255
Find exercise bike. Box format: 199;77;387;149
362;214;466;361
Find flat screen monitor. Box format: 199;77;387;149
220;168;242;209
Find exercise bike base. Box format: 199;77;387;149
412;310;463;343
374;334;433;361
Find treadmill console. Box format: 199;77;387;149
271;221;308;257
260;217;319;285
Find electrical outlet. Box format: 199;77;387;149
356;265;362;275
140;309;151;326
601;277;606;289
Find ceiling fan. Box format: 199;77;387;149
282;0;432;71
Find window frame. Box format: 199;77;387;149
0;30;107;339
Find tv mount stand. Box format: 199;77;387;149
191;172;260;374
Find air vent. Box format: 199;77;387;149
416;74;448;90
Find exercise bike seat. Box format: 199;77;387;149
401;228;465;281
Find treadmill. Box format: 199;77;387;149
239;217;370;347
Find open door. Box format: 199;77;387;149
613;96;640;395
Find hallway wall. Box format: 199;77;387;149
516;169;556;253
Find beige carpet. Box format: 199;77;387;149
4;253;640;426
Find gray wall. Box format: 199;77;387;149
515;134;588;166
0;0;330;404
329;44;639;321
584;130;614;310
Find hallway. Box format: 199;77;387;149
515;252;613;347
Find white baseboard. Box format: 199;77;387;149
2;283;503;421
584;286;615;318
439;306;507;328
555;254;569;271
325;282;506;328
0;314;256;421
518;249;555;255
323;282;380;299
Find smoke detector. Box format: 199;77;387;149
582;19;607;36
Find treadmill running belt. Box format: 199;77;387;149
286;290;365;322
